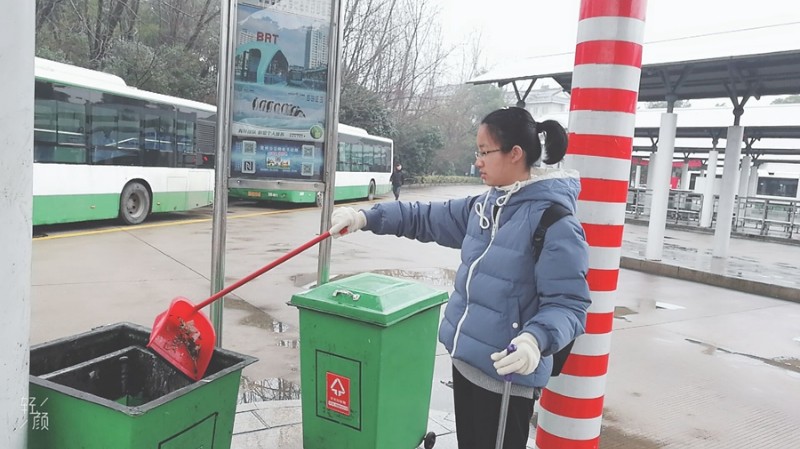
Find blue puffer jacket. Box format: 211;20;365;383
362;169;590;388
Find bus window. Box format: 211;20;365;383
351;142;364;172
363;142;376;172
34;98;57;162
176;111;196;167
91;105;119;164
378;145;391;172
143;111;175;167
55;101;87;164
337;141;350;171
112;107;142;165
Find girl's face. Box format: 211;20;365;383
475;124;526;187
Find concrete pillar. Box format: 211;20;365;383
738;155;751;198
645;112;678;261
679;160;690;190
747;162;759;196
0;2;34;447
642;153;656;215
646;152;657;186
541;1;647;447
633;165;642;188
700;150;718;227
713;126;744;258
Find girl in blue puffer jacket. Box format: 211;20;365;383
330;107;591;449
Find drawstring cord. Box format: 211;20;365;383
496;181;522;206
475;193;492;230
474;181;523;231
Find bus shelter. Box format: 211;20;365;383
467;23;800;259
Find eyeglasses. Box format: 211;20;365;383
474;149;502;159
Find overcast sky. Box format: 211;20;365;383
434;0;800;104
437;0;800;69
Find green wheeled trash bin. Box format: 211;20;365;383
27;322;256;449
289;272;449;449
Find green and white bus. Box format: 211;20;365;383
33;57;217;226
228;123;393;205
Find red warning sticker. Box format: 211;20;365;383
326;372;351;416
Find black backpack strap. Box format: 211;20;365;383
533;203;571;263
532;202;574;377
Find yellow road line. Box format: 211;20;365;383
33;207;316;241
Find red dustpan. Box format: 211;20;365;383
148;231;334;381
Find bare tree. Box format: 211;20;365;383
86;0;132;66
341;0;450;120
36;0;67;31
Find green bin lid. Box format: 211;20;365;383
289;273;449;326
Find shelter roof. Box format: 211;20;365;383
539;105;800;162
635;126;800;141
468;23;800;102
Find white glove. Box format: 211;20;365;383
329;207;367;238
490;333;541;376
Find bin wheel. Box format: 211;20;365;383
423;431;436;449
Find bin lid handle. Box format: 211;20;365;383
332;289;360;301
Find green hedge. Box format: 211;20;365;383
406;175;483;186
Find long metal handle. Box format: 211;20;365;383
195;231;333;311
495;343;517;449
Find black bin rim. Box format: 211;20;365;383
29;321;257;416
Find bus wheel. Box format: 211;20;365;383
119;182;151;225
315;191;324;207
368;180;376;201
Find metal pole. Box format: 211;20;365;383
0;2;33;446
317;0;345;286
210;0;238;347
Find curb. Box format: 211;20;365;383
620;256;800;304
625;218;800;247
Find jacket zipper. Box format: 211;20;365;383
451;203;502;356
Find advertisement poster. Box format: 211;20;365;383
230;136;323;180
231;0;331;182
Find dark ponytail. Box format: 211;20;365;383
481;107;569;167
537;119;568;165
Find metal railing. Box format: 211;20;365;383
626;188;800;241
734;197;799;239
626;188;706;225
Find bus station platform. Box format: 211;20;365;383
227;188;800;449
27;184;800;449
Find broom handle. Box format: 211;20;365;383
193;231;335;312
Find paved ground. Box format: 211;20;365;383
29;184;800;448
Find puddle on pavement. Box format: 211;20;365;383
533;408;664;448
614;306;638;318
766;357;800;373
291;272;319;288
598;425;665;449
599;410;665;448
686;338;800;374
370;268;457;287
238;375;301;403
277;339;299;348
225;297;298;347
293;267;457;290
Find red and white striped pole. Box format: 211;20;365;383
535;1;647;448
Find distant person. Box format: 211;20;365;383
329;106;590;449
390;164;404;200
